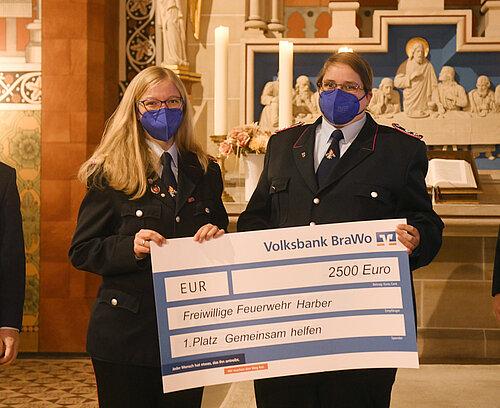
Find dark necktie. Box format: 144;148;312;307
316;129;344;188
161;152;177;196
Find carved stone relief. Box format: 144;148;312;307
367;77;401;118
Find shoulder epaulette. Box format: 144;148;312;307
392;123;423;139
275;122;304;133
208;155;218;162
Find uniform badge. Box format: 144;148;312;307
276;122;304;133
325;149;335;159
168;185;177;198
392;123;423;139
188;197;195;203
151;185;160;194
147;178;154;184
301;152;306;158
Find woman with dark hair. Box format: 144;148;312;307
69;66;228;408
238;51;443;408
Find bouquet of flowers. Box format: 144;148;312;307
218;123;271;158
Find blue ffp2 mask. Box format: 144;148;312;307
139;107;183;142
319;89;367;125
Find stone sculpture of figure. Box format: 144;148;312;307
368;77;401;118
429;66;468;114
495;84;500;112
259;75;279;132
467;75;496;117
293;75;320;122
159;0;188;66
394;38;438;118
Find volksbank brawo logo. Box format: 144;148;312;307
376;231;397;246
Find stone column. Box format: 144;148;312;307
481;1;500;37
245;0;267;37
398;0;444;10
26;0;41;63
268;0;285;38
328;2;359;40
40;0;119;353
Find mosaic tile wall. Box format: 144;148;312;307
120;0;156;95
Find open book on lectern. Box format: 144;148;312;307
425;158;477;189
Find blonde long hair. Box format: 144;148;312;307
78;66;209;199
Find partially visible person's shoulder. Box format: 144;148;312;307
271;121;311;144
0;162;16;188
275;122;305;135
0;161;15;175
206;155;221;172
378;122;425;146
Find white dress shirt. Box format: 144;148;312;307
146;139;179;182
313;114;367;171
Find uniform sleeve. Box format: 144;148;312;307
69;188;148;276
400;141;444;270
237;136;274;232
0;167;26;329
208;162;229;231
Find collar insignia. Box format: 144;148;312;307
325;149;335;159
392;123;423;139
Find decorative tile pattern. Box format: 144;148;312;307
0;359;98;407
0;72;41;105
120;0;156;95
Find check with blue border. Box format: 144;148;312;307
151;218;418;393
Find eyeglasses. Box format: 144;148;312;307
320;81;363;93
139;97;184;111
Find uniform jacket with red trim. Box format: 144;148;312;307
237;113;443;271
69;152;228;367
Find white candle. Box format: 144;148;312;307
278;41;293;129
214;26;229;136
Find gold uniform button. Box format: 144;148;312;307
111;298;118;306
175;216;181;223
371;191;378;198
135;209;143;217
313;198;320;205
161;193;166;198
310;221;316;226
205;207;211;214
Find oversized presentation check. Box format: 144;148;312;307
151;218;418;393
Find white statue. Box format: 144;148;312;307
368;77;401;118
494;84;500;112
159;0;188;66
467;75;496;117
429;66;468;114
259;75;279;132
394;38;438;118
293;75;320;123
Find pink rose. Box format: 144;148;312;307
236;132;251;148
227;127;241;144
219;140;234;157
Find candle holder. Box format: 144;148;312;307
210;134;235;202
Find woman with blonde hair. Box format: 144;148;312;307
69;66;228;407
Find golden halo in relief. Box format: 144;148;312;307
405;37;430;58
